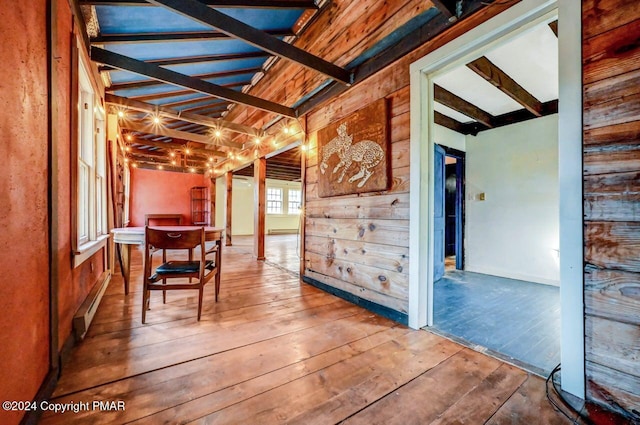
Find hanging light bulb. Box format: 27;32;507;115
214;130;222;138
254;137;261;145
184;148;191;155
126;135;132;141
117;110;124;118
301;144;307;152
169;151;176;158
171;160;176;166
132;163;138;168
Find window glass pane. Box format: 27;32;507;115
78;161;89;244
267;188;282;214
288;189;301;214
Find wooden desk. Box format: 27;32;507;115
111;226;224;294
145;213;183;226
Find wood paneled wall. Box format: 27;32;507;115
583;0;640;415
298;3;511;319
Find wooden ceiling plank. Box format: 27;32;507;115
146;0;351;85
92;29;295;44
434;84;494;128
106;67;261;92
93;48;296;117
107;93;260;141
467;56;543;117
80;0;319;8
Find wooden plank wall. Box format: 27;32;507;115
300;3;513;318
582;0;640;415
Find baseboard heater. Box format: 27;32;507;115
73;271;111;340
267;228;298;235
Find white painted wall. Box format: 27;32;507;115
435;124;466;151
215;176;225;228
232;177;255;235
218;176;301;236
464;114;559;285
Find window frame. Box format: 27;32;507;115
288;188;301;215
73;45;109;267
266;187;283;215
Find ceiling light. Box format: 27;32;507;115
157;165;163;170
117;110;124;118
214;130;222;138
132;163;137;168
254;137;261;145
126;135;132;141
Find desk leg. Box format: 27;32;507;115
121;243;132;295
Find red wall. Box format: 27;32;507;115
0;1;50;424
53;0;107;352
129;168;207;226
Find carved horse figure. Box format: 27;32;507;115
333;140;384;187
319;123;352;175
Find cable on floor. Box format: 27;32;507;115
545;364;589;425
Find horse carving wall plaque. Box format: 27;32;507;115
317;99;389;197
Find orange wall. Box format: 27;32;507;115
0;1;50;424
129;168;206;226
53;0;107;351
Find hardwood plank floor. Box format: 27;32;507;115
41;245;573;424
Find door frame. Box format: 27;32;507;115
442;146;465;270
407;0;584;398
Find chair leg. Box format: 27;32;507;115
162;250;167;303
142;284;149;324
162;278;167;304
197;287;204;321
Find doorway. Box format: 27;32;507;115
408;0;585;397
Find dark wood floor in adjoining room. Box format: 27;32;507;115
40;245;575;424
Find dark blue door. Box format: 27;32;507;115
434;144;445;281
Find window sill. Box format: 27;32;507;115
74;234;110;268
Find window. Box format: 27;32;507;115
267;188;283;214
288;189;301;214
75;53;107;265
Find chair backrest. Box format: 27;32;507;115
145;227;204;250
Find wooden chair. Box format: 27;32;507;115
142;226;218;323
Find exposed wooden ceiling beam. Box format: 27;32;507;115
548;20;558;37
121;121;231;155
91;29;295;44
430;0;458;21
146;0;351;85
462;99;558;135
93;48;296;117
133;160;206;174
160;96;228;110
434;84;494;128
106;67;261;92
467;56;542;117
125;136;222;159
80;0;319;8
107;94;260;141
434;111;474;134
129;146;202;160
99;52;270;72
180;103;230;115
